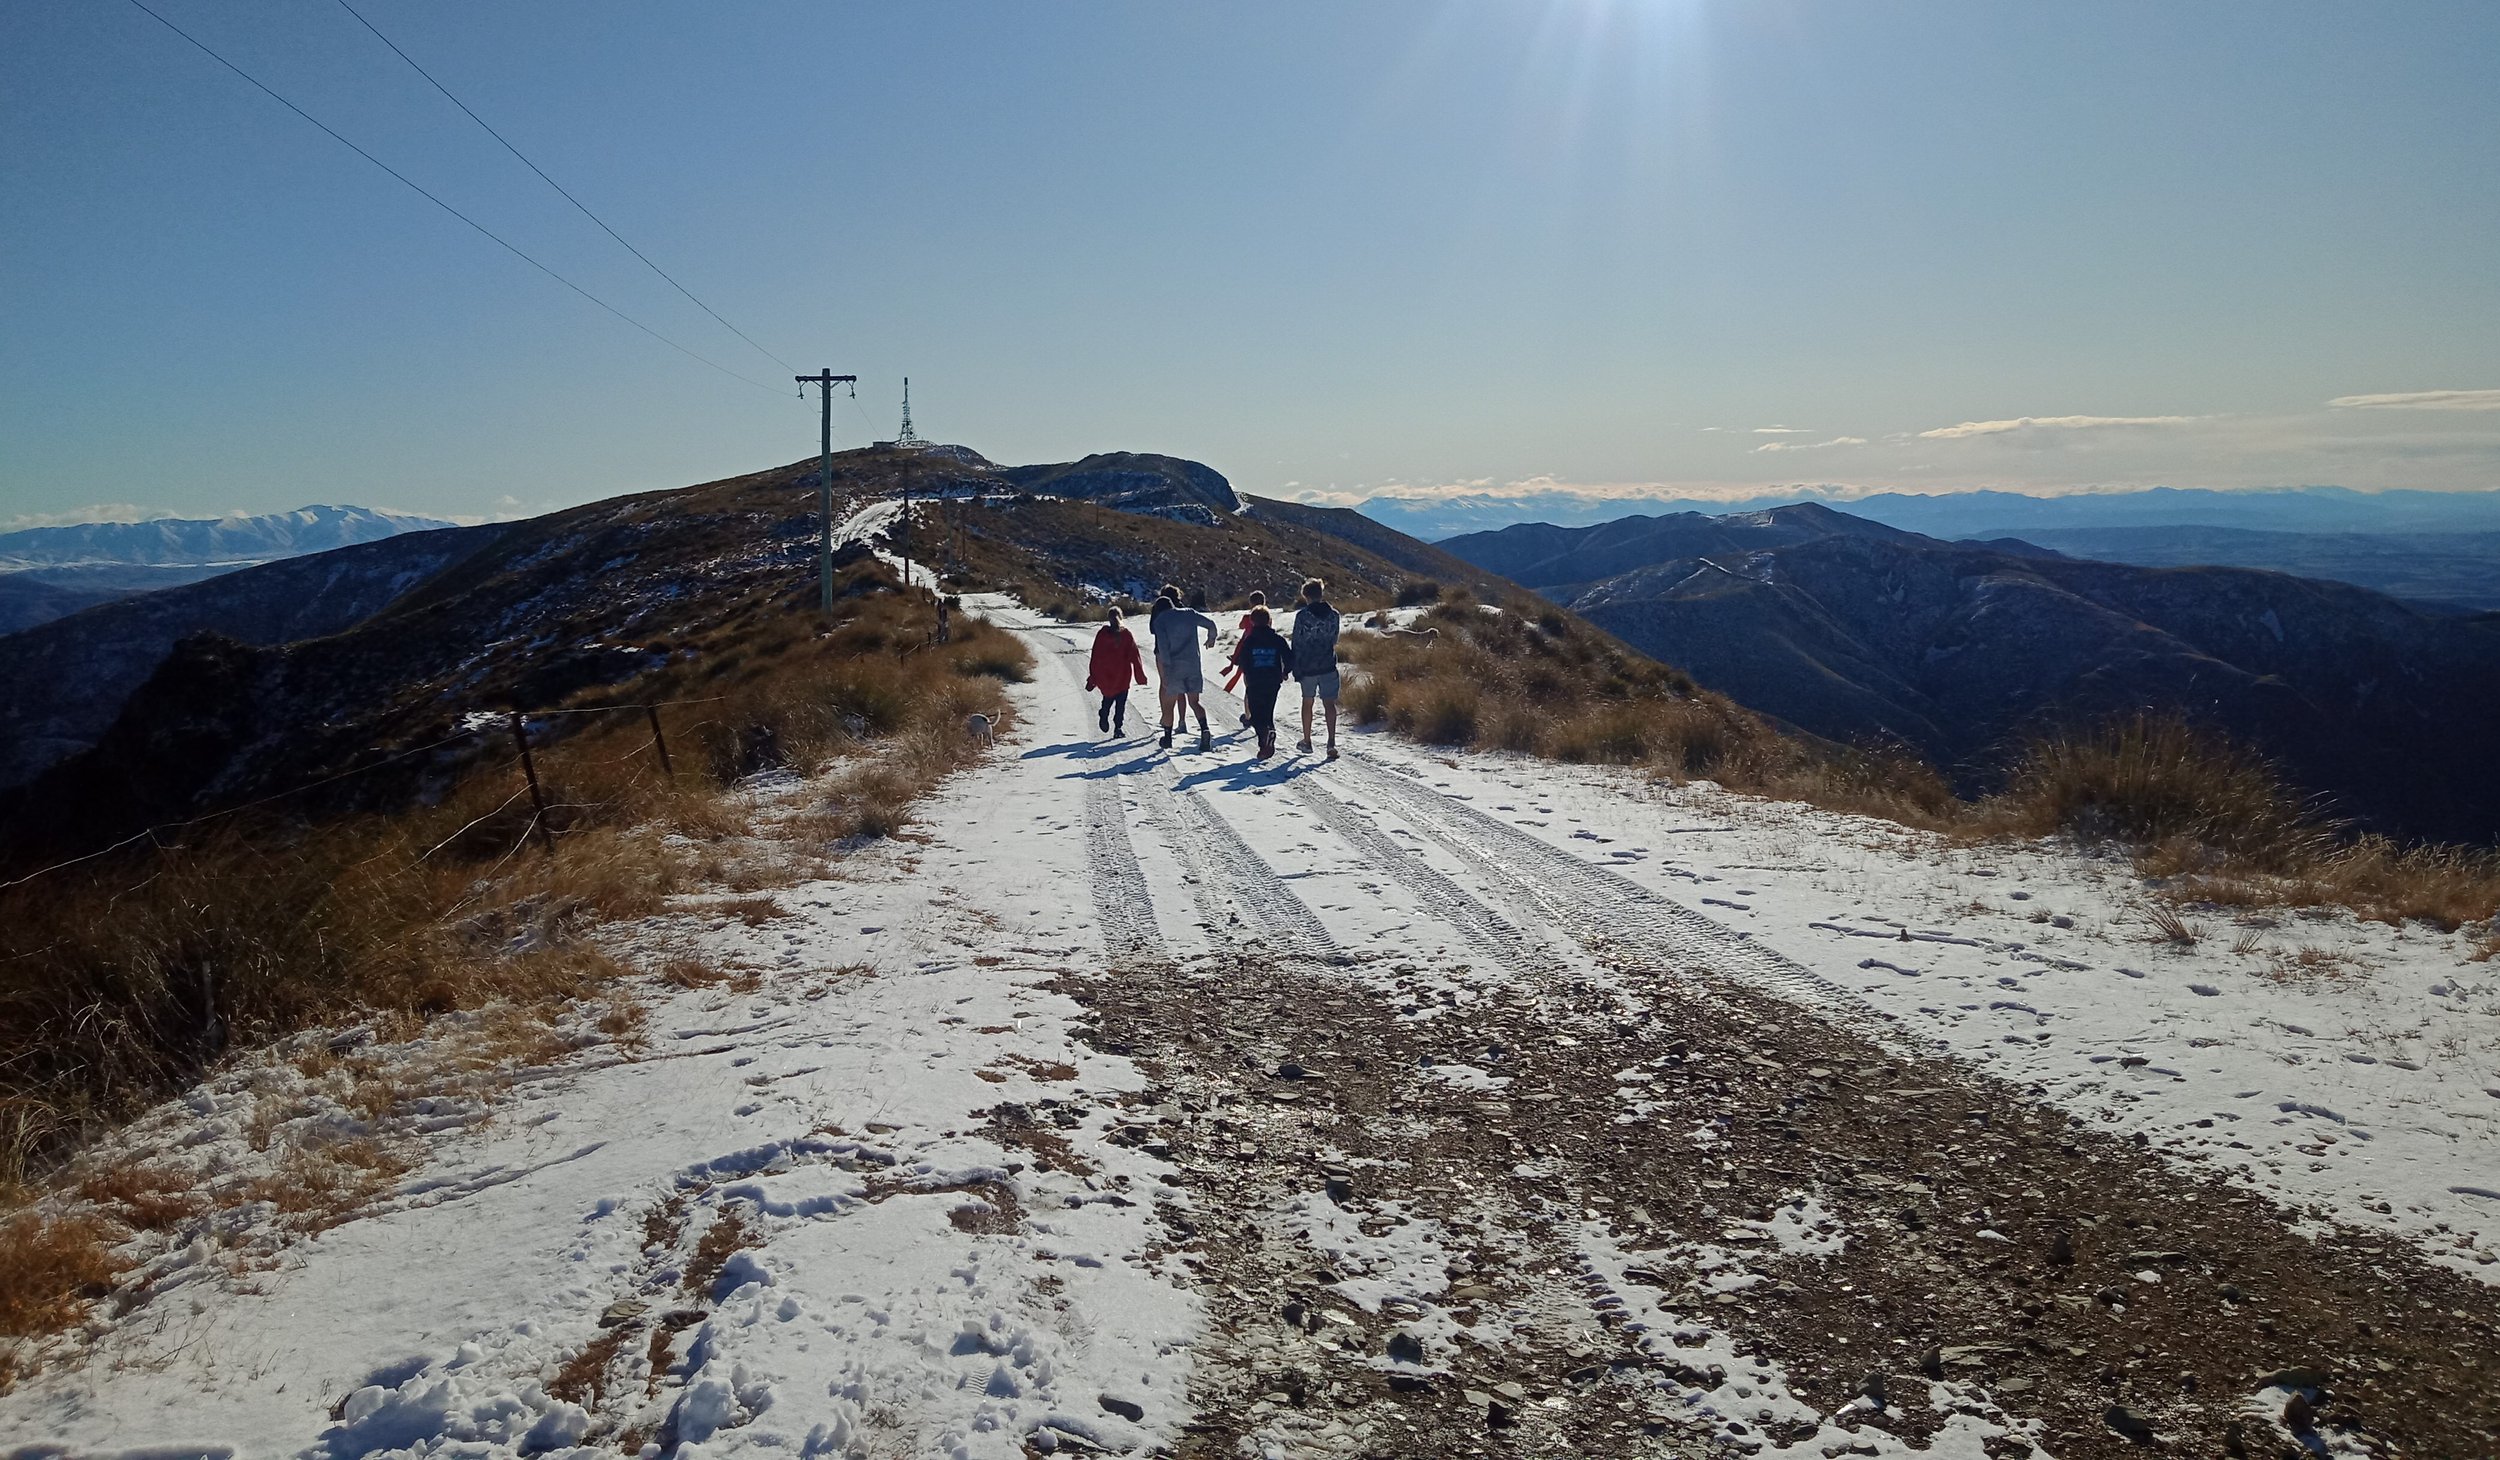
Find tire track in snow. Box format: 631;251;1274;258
1030;613;1333;962
1141;773;1341;964
1285;773;1570;980
1084;778;1164;964
1338;760;1873;1018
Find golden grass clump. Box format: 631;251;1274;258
1985;715;2500;930
1979;714;2324;866
0;1210;124;1339
1336;591;1951;822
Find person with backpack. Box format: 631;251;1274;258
1291;577;1343;760
1146;587;1219;751
1084;606;1148;737
1222;590;1266;720
1228;606;1294;760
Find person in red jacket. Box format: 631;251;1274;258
1085;606;1149;737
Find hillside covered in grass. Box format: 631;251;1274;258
1335;589;2500;936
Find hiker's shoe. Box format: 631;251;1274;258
1326;744;1340;761
1199;731;1214;752
1160;729;1174;750
1296;738;1313;753
1239;713;1251;727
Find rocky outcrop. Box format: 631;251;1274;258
1002;453;1240;522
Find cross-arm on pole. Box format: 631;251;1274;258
797;370;856;615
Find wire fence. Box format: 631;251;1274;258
0;694;732;895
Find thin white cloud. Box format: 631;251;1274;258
1917;415;2200;440
1;502;181;531
1752;425;1811;434
1753;436;1866;453
1299;476;1869;507
2327;389;2500;412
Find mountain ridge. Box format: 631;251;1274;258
1438;504;2500;843
0;504;459;570
1359;484;2500;544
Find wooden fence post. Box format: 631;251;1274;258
509;711;556;857
646;705;676;782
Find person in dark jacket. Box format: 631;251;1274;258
1085;607;1148;737
1229;606;1294;760
1291;577;1343;760
1221;590;1266;714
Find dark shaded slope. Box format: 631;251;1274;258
0;525;506;789
0;456;860;864
1239;497;1507;591
1570;535;2500;843
0;576;130;636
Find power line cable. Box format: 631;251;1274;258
122;0;785;397
331;0;798;375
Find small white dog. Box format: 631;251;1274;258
965;712;995;747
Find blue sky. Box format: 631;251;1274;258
4;1;2497;525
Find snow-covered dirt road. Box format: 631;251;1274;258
5;592;2496;1459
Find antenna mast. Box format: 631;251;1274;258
896;377;924;450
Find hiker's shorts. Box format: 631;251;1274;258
1158;651;1204;696
1299;670;1341;703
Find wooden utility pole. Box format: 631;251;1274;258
645;705;675;782
796;370;857;613
508;711;555;857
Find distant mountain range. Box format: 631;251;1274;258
0;504;458;570
1361;484;2500;546
0;505;461;635
1441;506;2500;844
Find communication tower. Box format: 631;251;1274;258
895;377;925;450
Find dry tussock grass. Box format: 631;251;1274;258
1347;596;2499;934
1985;716;2500;931
1977;716;2323;865
238;1137;411;1233
1338;592;1961;829
76;1162;205;1232
0;560;1029;1341
548;1325;632;1407
0;1210;123;1339
682;1207;756;1298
